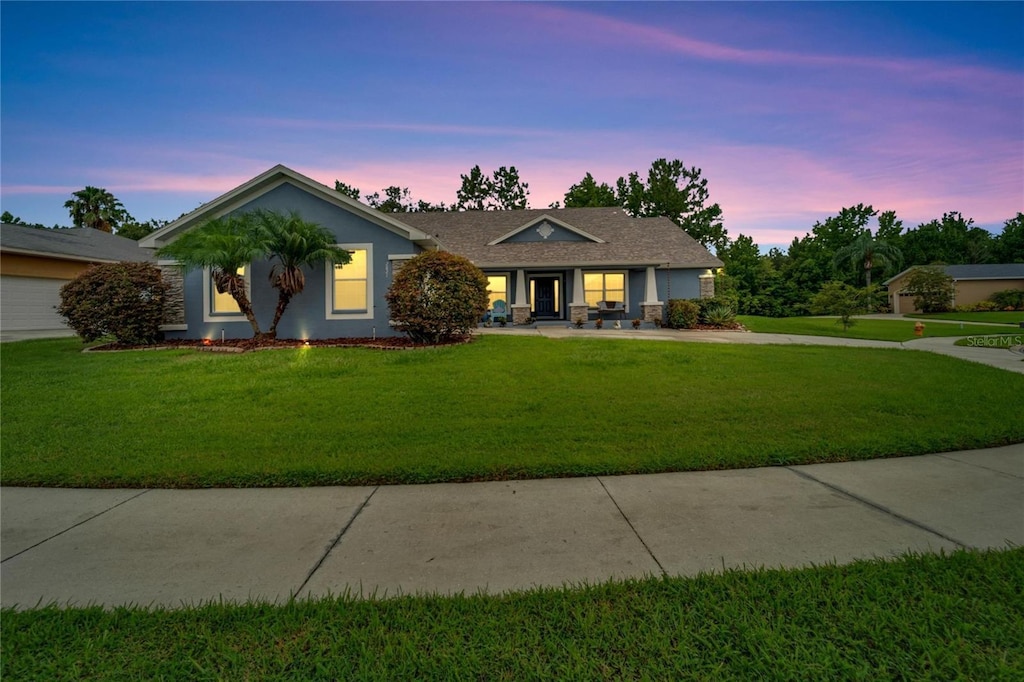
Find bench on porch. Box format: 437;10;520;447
595;301;626;319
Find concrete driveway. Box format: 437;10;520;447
3;444;1021;610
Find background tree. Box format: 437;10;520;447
904;266;955;313
385;250;489;343
614;159;726;251
455;165;493;211
116;218;168;241
832;231;902;290
489;166;529;210
366;186;414;213
900;212;994;265
809;281;872;330
993;213;1024;263
333;180;361;201
563;172;618;208
64;186;130;232
156;214;267;337
254;210;351;338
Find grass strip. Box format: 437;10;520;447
955;333;1024;349
2;336;1022;488
737;315;1009;341
3;547;1022;680
904;311;1023;325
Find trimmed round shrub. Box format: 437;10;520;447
385;251;489;343
667;299;700;329
58;261;167;344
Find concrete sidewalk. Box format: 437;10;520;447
3;444;1021;610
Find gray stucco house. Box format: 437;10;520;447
140;165;723;340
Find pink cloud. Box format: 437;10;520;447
510;4;1020;95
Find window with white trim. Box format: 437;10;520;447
583;272;626;307
326;244;373;320
203;266;249;322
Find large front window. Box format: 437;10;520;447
326;244;373;320
584;272;625;307
487;274;509;314
333;249;368;313
211;266;246;315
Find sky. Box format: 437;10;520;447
1;1;1022;251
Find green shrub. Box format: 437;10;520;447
701;302;738;327
385;251;489;343
809;281;870;330
990;289;1024;310
905;266;954;313
57;261;167;344
667;299;700;329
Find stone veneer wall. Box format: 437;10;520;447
569;304;590;325
512;305;532;325
699;272;715;299
640;303;664;323
159;264;186;326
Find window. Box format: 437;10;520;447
204;266;249;322
487;274;508;311
326;244;373;320
583;272;625;307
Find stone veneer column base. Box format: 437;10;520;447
159;264;186;326
699;272;715;299
511;305;532;325
569;304;590;325
641;303;664;323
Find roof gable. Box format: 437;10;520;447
139;165;437;249
488;214;605;245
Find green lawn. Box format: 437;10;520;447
737;315;1010;342
955;333;1024;349
905;311;1024;325
2;336;1022;488
3;548;1021;680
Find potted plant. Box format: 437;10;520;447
573;318;585;329
595;317;604;329
632;318;643;329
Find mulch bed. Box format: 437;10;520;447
86;336;472;353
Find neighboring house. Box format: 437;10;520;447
0;223;155;336
140;165;723;340
884;263;1024;314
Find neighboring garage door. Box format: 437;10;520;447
0;275;71;331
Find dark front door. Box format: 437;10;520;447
532;277;558;318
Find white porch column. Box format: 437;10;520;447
511;268;531;324
643;266;662;304
571;267;585;305
569;267;589;325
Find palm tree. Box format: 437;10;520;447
156;214;267;337
833;232;903;290
64;186;128;232
253;210;351;338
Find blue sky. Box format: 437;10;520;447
2;1;1021;250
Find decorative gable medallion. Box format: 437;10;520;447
487;214;605;246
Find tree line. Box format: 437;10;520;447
718;205;1023;317
6;161;1020;320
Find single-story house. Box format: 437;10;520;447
140;165;723;340
884;263;1024;314
0;223;155;337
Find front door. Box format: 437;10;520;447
531;276;559;319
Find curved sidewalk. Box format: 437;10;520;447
2;444;1021;610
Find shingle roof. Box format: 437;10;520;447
397;208;723;268
0;223;155;263
942;263;1024;280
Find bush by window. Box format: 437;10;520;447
58;261;168;344
385;251;489;343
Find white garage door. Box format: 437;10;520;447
0;275;71;332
